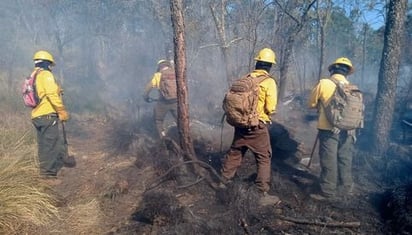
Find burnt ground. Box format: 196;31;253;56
33;97;412;235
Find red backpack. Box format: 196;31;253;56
22;69;42;108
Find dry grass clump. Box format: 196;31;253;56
0;156;60;234
0;113;59;234
64;199;104;234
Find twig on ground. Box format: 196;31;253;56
276;215;361;228
239;218;251;235
145;160;224;191
177;177;204;189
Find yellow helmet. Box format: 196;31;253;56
328;57;354;75
33;50;55;65
254;48;276;64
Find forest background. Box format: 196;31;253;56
0;0;409;117
0;0;412;234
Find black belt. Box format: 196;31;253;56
37;113;58;119
239;121;270;131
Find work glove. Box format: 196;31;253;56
144;96;153;103
348;129;357;143
57;86;64;96
331;127;341;135
56;107;69;121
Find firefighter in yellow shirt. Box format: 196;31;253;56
308;57;356;200
31;50;69;178
143;60;177;138
220;48;280;206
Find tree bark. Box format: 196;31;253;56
372;0;408;155
170;0;219;187
277;0;317;100
170;0;196;159
315;0;332;80
209;1;232;86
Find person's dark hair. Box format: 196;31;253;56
255;61;272;73
329;64;350;76
35;60;52;71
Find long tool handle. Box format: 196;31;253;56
61;121;68;145
307;132;319;168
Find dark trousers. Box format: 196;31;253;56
221;123;272;192
154;100;177;137
32;115;64;176
318;129;354;196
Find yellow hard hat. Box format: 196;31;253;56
33;50;55;65
254;48;276;64
328;57;354;75
157;59;168;65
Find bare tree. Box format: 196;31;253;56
275;0;317;100
170;0;196;161
315;0;332;80
209;0;231;86
372;0;408;155
209;0;243;86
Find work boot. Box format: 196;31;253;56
309;192;334;201
259;192;280;206
340;183;357;196
41;175;62;186
217;178;233;189
217;182;227;189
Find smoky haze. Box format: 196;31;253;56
1;1;409;132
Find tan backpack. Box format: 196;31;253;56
159;67;177;100
222;74;268;128
323;77;364;130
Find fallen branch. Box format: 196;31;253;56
163;137;226;183
276;215;361;228
177;177;204;189
239;218;251;235
145;160;224;192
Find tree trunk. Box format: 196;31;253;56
361;24;367;89
170;0;218;187
315;0;332;81
170;0;195;159
318;23;325;80
372;0;408;155
277;0;317;100
210;0;232;87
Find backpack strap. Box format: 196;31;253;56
251;73;270;85
33;68;46;101
30;67;42;78
329;76;350;88
320;77;341;110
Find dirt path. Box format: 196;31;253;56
38;118;149;234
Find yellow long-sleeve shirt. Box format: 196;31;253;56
250;69;278;122
31;68;65;119
143;72;162;97
308;74;349;130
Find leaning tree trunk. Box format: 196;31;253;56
372;0;407;155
